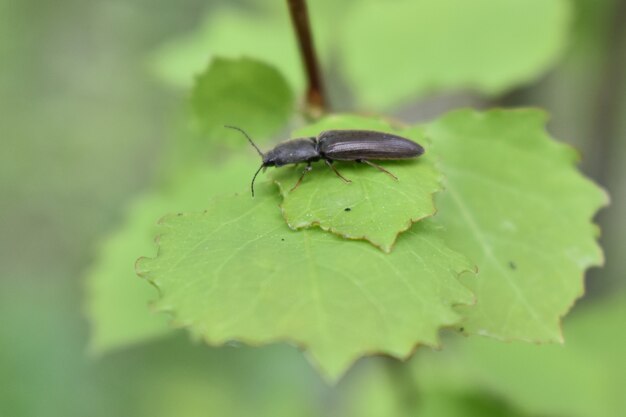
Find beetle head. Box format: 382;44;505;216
261;154;277;167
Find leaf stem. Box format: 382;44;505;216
286;0;328;115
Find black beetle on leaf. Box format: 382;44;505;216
225;125;425;196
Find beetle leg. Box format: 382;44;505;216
290;163;313;192
360;160;398;180
325;159;352;183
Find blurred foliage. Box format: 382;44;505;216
1;0;625;416
413;291;626;417
150;0;571;110
340;0;570;108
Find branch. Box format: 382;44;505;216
590;0;626;186
286;0;328;115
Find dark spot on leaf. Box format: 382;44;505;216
509;261;517;270
177;213;183;216
459;327;464;332
344;207;351;212
281;238;285;241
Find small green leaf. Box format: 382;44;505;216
271;115;440;252
427;109;608;341
191;57;293;141
136;183;474;380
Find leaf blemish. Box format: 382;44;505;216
344;207;351;212
508;261;517;270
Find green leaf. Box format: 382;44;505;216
150;0;570;109
191;57;293;142
271;115;440;252
135;183;475;380
86;158;258;353
427;109;607;341
341;0;571;108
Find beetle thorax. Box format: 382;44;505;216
263;137;320;167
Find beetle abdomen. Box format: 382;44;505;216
317;130;424;161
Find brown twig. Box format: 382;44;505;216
590;0;626;186
586;0;626;297
286;0;328;115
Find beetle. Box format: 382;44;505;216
225;125;425;196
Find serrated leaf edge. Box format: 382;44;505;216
134;209;478;382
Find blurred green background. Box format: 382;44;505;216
1;0;624;416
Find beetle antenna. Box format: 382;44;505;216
224;125;264;157
250;163;265;197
